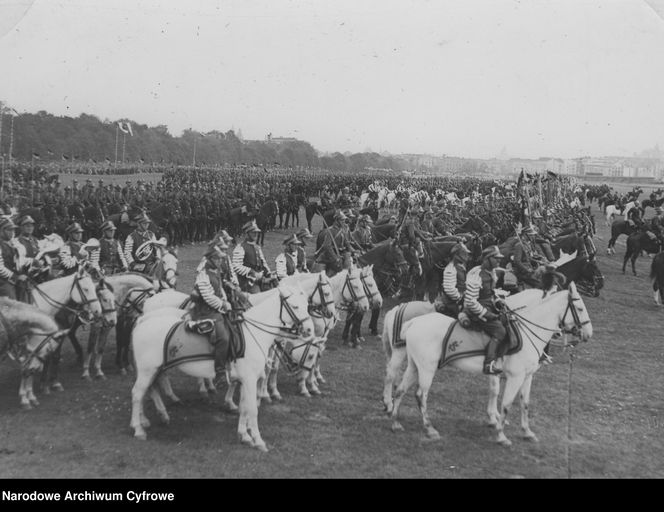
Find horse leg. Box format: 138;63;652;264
487;375;501;428
19;375;32;410
94;326;111;380
495;373;527;447
46;345;64;392
369;308;380;336
82;324;99;381
632;253;639;276
68;318;84;365
414;359;440;440
350;311;364;347
622;250;630;274
157;374;182;404
266;357;283;401
130;371;157;439
390;357;419;433
519;374;539;442
653;281;661;306
224;378;240;412
148;385;171;425
239;376;268;452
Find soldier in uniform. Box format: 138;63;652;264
315;210;353;275
91;220;128;275
275;234;303;280
191;245;233;374
59;222;87;275
352;214;375;252
512;226;541;287
232;220;273;293
0;217;25;300
438;243;469;318
124;212;157;274
15;215;48;291
464;245;506;375
295;228;314;273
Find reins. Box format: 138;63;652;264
29;274;99;323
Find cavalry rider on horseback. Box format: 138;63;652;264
232;220;274;293
627;200;643;228
91;220;128;275
464;245;507;375
191;245;234;375
336;186;354;210
295;228;314;273
0;217;26;301
511;225;541;288
438;242;469;318
124;212;157;274
315;210;353;275
352;214;375;252
15;215;49;287
275;234;303;280
651;207;664;242
59;222;95;275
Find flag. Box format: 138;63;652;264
118;122;129;134
547;170;558;179
47;148;54;156
139;157;145;164
517;169;525;188
125;122;133;136
73;155;80;161
62;154;70;161
32;152;41;160
105;157;111;163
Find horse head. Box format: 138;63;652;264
277;283;315;339
96;279;118;328
562;282;593;342
72;267;103;322
359;264;383;309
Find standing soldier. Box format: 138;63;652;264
91;220;128;275
295;228;314;273
15;215;48;291
124;212;157;274
275;234;303;280
0;217;25;300
232;220;273;293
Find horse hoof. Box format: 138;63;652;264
95;374;107;381
20;403;33;411
299;391;312;398
523;433;539;442
51;383;64;392
309;388;321;396
271;394;283;402
391;423;405;433
255;443;269;453
82;375;92;382
29;398;40;407
134;432;148;441
497;438;513;447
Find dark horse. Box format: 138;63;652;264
623;231;660;276
556;256;604;297
607;219;637;255
341;239;411;344
649;252;664;305
255;199;279;246
305;202;335;232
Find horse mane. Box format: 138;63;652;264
0;298;59;333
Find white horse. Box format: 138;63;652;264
130;283;315;451
382;288;554;416
81;280;118;380
32;267;103;392
605;203;625;227
148;272;338;404
390;283;592;446
259;267;372;401
0;298;70;409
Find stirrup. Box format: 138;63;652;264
539;353;553;365
483;361;502;375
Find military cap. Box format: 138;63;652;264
66;222;84;234
296;228;314;239
18;215;35;226
481;245;504;260
283;234;304;246
0;217;17;230
100;220;117;232
242;220;261;233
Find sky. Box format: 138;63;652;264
1;0;664;160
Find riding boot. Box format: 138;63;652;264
483;337;503;375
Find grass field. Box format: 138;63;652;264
0;202;663;479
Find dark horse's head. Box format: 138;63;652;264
576;257;604;297
360;239;410;276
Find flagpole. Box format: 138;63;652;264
115;124;119;168
8;114;15;168
122;134;126;164
193;136;197;166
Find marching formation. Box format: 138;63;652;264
0;162;623;450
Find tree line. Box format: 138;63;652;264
0;108;409;173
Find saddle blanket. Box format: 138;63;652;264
437;318;523;369
161;314;246;372
392;301;436;348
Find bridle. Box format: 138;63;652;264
243;289;312;338
340;271;368;309
30;273;100;324
359;269;382;307
151;256;178;290
307;276;335;319
7;330;65;373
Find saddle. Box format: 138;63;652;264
161;314;246;372
442;314;522;369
